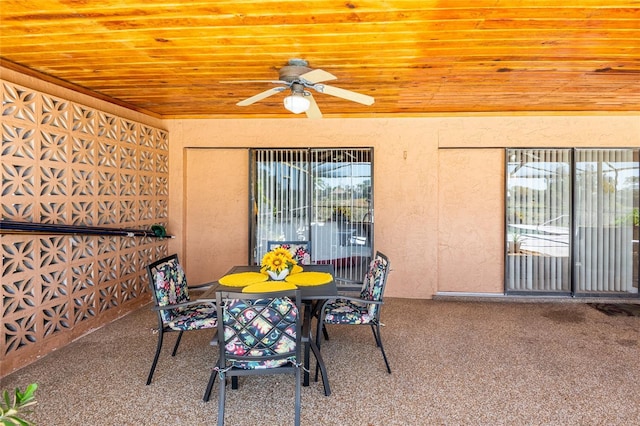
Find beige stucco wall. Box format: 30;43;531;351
166;115;639;299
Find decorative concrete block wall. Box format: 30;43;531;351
1;80;169;376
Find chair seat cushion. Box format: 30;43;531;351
167;304;217;330
323;299;373;325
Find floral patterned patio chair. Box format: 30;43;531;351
145;254;217;385
267;240;312;265
203;289;303;426
315;251;392;373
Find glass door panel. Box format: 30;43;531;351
310;149;373;282
250;149;310;263
506;149;571;293
574;149;639;295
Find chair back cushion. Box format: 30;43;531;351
359;253;390;317
267;241;311;265
222;296;299;369
152;257;190;323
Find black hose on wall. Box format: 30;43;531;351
0;220;171;238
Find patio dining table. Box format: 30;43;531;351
197;264;337;396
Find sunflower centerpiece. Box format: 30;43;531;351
261;247;298;280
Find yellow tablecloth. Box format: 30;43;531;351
218;272;268;287
285;272;333;287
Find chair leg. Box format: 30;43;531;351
294;367;301;426
309;338;331;396
313;301;329;341
218;372;226;426
315;316;324;350
370;324;380;347
303;333;311;387
313;321;323;384
146;329;164;385
203;366;218;402
171;330;184;356
322;324;329;341
372;323;391;374
313;321;331;391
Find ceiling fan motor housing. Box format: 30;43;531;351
279;65;312;83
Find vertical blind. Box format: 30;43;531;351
310;149;373;282
250;148;373;282
506;148;639;295
506;149;571;293
252;149;310;262
574;149;638;294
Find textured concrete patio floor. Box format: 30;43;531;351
2;298;639;425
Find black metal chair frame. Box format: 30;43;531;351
145;253;216;385
204;289;303;426
315;251;392;374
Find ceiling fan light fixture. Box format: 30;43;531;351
283;93;310;114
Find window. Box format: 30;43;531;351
506;148;639;296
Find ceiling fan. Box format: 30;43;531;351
222;59;375;119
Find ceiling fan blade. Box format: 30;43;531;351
305;94;323;119
236;87;286;106
300;69;337;84
313;84;375;106
221;80;288;84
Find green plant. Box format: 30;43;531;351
511;230;523;243
0;384;37;426
614;208;639;227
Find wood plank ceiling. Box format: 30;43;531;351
1;0;639;118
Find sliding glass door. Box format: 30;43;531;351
574;149;639;295
250;148;373;281
506;148;639;296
